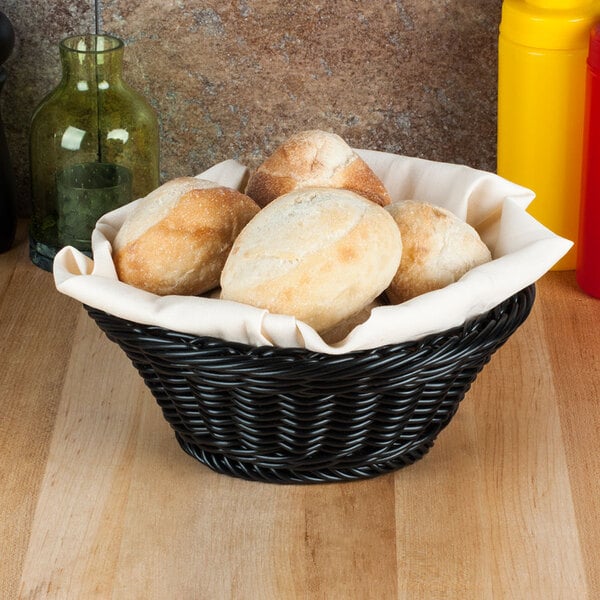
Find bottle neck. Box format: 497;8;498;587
59;34;124;87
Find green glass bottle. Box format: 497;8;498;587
29;34;159;271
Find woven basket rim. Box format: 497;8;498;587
84;284;536;358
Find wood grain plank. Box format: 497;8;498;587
394;401;493;599
0;240;80;600
0;221;26;300
110;413;308;600
537;273;600;598
18;312;309;598
303;475;398;600
394;301;588;599
474;303;588;598
17;313;146;598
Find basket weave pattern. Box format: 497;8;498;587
85;284;535;484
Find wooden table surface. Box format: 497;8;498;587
2;223;600;599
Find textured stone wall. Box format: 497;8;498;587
1;1;502;215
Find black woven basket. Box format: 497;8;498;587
84;284;535;484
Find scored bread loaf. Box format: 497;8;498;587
385;200;491;303
113;177;260;296
245;130;391;208
220;187;402;333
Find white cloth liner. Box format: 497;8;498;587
53;150;572;354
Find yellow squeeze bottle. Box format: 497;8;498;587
497;0;600;270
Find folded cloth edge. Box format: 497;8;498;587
53;152;572;354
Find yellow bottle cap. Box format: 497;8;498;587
527;0;594;8
500;0;600;49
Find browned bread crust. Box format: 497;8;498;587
113;178;260;296
220;187;402;333
385;200;491;303
245;130;391;207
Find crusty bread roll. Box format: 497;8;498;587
385;200;491;303
245;130;391;208
220;187;402;333
113;177;260;296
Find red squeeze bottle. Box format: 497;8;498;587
577;23;600;298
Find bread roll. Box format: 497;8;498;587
113;177;260;296
245;130;391;208
385;200;492;303
220;187;402;333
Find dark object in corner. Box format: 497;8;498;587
0;11;16;254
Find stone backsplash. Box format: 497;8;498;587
1;1;502;215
